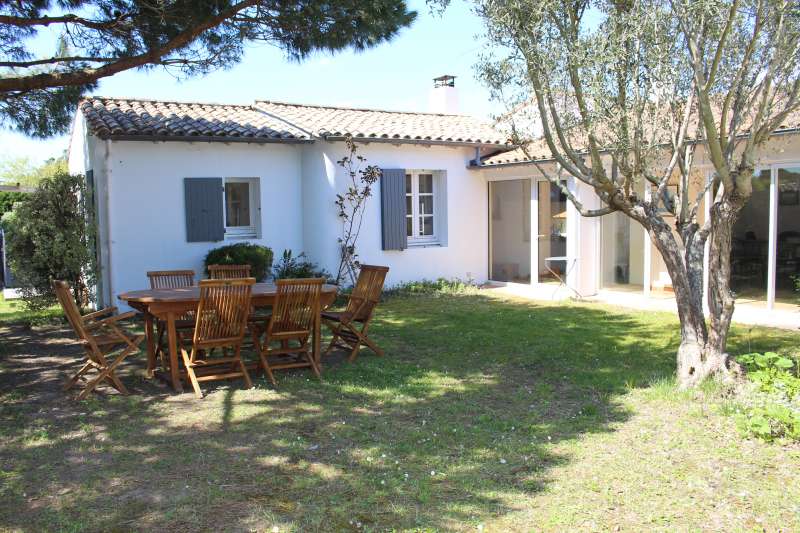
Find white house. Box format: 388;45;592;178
68;82;800;324
68;80;507;309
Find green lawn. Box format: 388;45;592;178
0;294;60;326
0;290;798;531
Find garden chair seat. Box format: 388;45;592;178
53;280;144;400
250;278;323;385
180;278;256;399
146;270;196;369
323;265;389;362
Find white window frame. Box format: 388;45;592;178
406;170;440;245
223;177;259;239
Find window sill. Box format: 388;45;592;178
407;241;442;248
224;234;258;241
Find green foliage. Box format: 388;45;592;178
0;192;27;217
203;242;273;281
0;156;67;187
1;1;416;137
0;170;96;310
735;352;800;442
384;277;479;298
272;249;331;280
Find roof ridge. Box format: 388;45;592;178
256;99;474;118
81;95;255;109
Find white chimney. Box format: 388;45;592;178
428;75;459;114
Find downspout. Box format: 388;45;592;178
101;140;113;307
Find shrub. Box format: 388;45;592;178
0;171;95;310
272;249;331;280
203;243;273;281
0;191;27;217
384;277;479;298
734;352;800;442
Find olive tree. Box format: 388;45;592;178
470;0;800;387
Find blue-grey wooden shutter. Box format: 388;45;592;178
184;178;224;242
380;169;407;250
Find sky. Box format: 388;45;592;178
1;0;502;165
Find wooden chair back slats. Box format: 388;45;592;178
345;265;389;321
322;265;388;362
147;270;196;323
147;270;195;289
193;278;255;348
268;278;324;338
53;280;90;343
208;264;252;279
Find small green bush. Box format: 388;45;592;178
272;249;331;280
384;277;479;298
734;352;800;442
204;243;273;281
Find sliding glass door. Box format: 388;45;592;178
489;179;531;283
601;211;645;290
537;181;568;284
730;170;771;303
776;167;800;304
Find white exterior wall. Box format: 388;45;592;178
302;141;488;286
100;141;304;309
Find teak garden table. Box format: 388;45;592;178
119;282;338;392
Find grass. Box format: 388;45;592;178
1;289;799;531
0;294;60;326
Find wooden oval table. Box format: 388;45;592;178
119;282;338;393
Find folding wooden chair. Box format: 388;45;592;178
323;265;389;362
250;278;323;386
208;264;252;279
180;278;255;399
146;270;195;369
53;280;144;400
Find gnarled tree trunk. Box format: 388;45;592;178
645;193;747;388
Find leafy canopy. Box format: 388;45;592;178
0;0;417;137
1;170;96;310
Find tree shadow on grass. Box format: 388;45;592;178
0;292;792;531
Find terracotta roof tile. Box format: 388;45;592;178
79;97;511;147
80;97;310;142
255;100;509;146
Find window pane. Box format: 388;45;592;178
419;195;433;216
406;216;413;237
538;181;567;283
731;170;770;302
419;174;433;194
777;167;800;304
225;182;250;227
420;216;434;236
406;195;412;215
405;175;412;194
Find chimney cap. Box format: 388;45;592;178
433;75;456;88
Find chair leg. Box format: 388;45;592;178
64;360;94;391
358;331;384;357
347;340;362;363
323;328;341;356
259;353;277;386
75;347;132;400
237;346;253;389
105;372;129;395
181;348;203;399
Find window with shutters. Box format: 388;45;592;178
223;177;259;238
405;171;440;245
